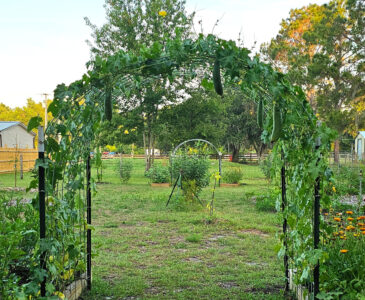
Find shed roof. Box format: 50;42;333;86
357;131;365;139
0;121;36;135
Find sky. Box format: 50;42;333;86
0;0;328;108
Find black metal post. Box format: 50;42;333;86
281;152;289;293
38;126;46;297
86;154;92;290
314;141;321;299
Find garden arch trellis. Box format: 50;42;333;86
29;33;334;298
170;138;222;185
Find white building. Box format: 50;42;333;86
355;131;365;160
0;121;36;149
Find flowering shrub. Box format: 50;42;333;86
320;210;365;298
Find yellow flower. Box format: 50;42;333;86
353;233;360;237
158;10;167;17
340;236;346;239
346;211;353;215
347;217;354;221
333;232;339;236
54;291;65;300
238;80;242;85
340;249;349;253
339;230;344;235
346;225;355;231
324;213;328;216
332;186;336;193
49;255;54;262
124;129;129;134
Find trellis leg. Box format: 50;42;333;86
218;153;222;187
86;154;92;290
38;126;46;297
281;152;289;293
314;140;321;299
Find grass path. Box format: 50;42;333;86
82;159;285;299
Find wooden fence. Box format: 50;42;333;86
0;147;38;174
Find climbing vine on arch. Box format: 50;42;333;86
28;32;335;294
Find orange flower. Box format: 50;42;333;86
358;222;365;226
340;249;349;253
333;217;341;222
362;231;365;235
346;211;353;215
346;225;355;231
360;227;365;231
347;217;354;221
357;216;365;220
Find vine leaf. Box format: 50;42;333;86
27;116;43;132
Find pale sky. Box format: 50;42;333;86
0;0;328;108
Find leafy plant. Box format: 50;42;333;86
255;194;276;212
145;164;170;183
222;166;243;184
116;159;133;183
171;154;210;203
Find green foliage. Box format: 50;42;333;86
259;154;273;181
117;159;133;183
223;166;243;184
145;164;170;183
332;166;365;196
255;194;276;212
320;210;365;298
0;195;38;298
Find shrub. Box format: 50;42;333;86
116;159;133;183
145;164;170;183
171;154;210;202
223;166;243;184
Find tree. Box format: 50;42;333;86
85;0;194;170
261;0;365;162
223;90;264;162
156;89;226;152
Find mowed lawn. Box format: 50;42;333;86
82;158;285;299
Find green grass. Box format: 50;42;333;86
0;158;285;299
84;158;284;299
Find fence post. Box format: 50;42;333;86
20;154;23;180
314;136;321;299
86;154;92;290
281;151;289;293
38;126;46;297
